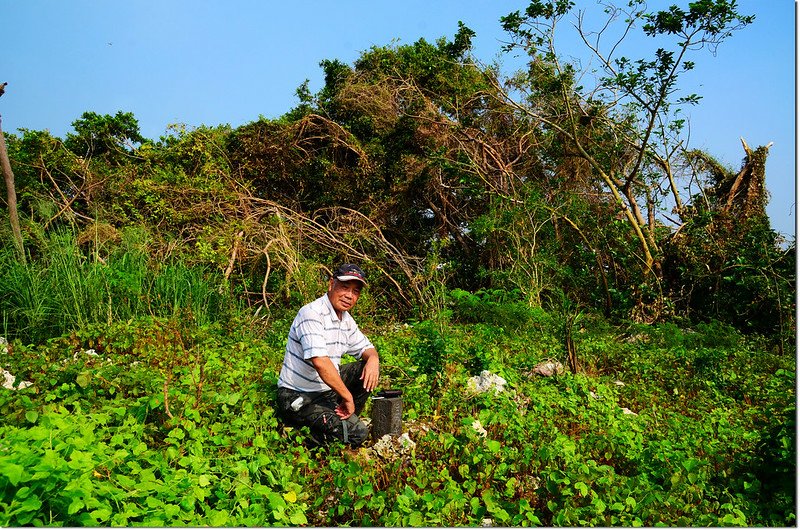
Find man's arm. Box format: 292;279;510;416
359;347;379;392
311;356;355;419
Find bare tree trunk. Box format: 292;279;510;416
565;314;579;374
0;114;26;264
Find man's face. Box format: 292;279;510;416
327;278;363;315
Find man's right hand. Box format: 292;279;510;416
312;356;355;419
335;397;355;419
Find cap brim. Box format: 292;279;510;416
336;275;367;285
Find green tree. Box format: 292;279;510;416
663;142;794;348
498;0;755;300
64;111;146;164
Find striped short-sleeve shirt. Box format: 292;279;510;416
277;293;374;393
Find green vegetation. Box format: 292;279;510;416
0;0;794;526
0;304;793;526
0;229;240;344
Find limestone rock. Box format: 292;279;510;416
2;369;32;390
471;419;487;438
366;432;416;462
532;360;564;377
467;370;507;394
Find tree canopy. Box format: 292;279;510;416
1;0;792;348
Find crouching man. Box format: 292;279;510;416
276;264;379;447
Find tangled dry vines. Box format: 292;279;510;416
233;197;424;312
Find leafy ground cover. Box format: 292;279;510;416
0;307;794;527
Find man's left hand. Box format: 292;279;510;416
360;351;379;392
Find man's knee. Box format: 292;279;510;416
275;388;306;426
310;411;369;447
276;388;370;447
342;415;369;446
339;361;366;387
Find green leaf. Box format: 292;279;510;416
289;511;308;525
495;508;511;522
14;486;32;499
76;372;92;388
168;428;185;440
681;458;702;473
575;481;589;496
163;504;180;518
25;411;38;423
90;508;112;522
19;495;42;513
593;498;607;514
1;463;25;486
68;497;84;515
116;475;136;488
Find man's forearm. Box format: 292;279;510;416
360;347;380;391
311;356;352;401
361;347;379;363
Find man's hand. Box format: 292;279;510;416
360;348;380;392
335;397;355;419
311;356;354;419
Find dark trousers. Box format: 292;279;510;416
276;361;372;447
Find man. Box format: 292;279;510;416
276;263;380;447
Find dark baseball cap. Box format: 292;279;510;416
333;263;367;285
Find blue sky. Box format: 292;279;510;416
1;0;795;238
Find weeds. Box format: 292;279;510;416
0;235;794;526
0;306;794;526
0;230;239;343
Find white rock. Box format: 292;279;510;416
621;407;638;416
1;369;32;390
471;419;487;437
2;369;15;389
467;370;507;394
614;380;625;386
532;360;564;377
370;432;416;461
398;432;416;450
74;349;98;360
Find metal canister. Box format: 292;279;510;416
370;389;402;438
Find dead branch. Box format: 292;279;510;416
0;113;26;263
224;230;244;281
723;138;772;217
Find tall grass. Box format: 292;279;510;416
0;230;238;343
